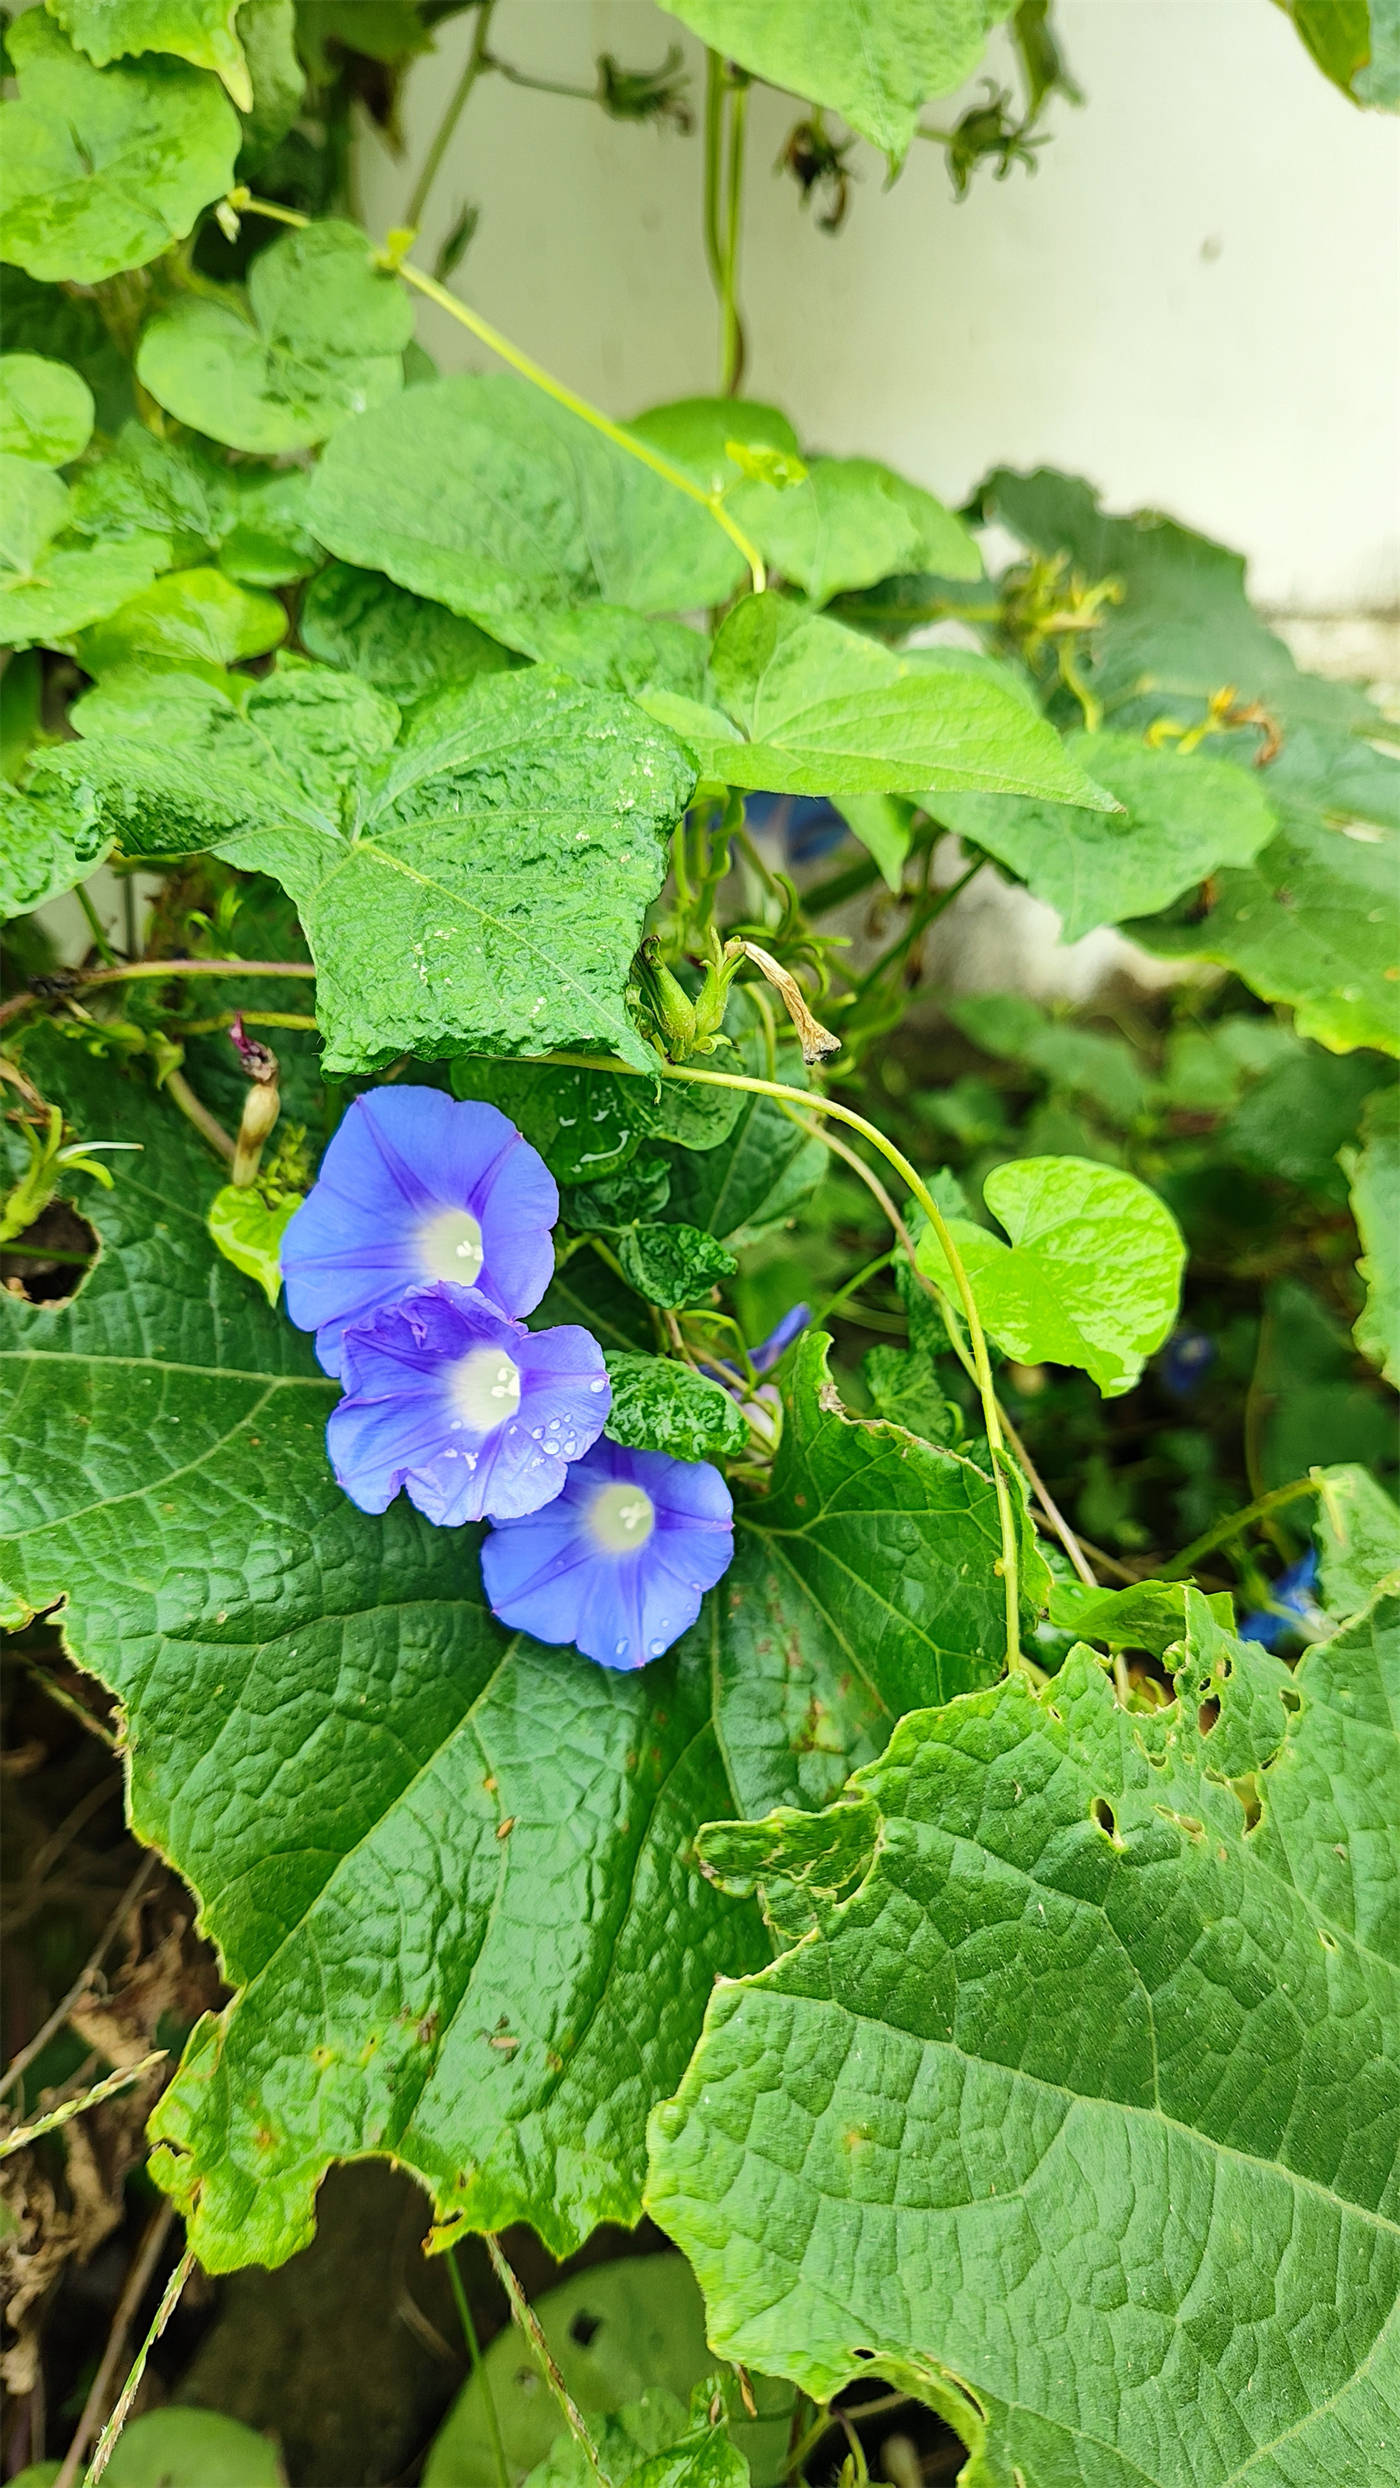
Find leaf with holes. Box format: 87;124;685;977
648;1588;1400;2487
0;1042;1018;2275
917;1155;1186;1397
0;10;240;284
0;1035;765;2267
43;659;695;1074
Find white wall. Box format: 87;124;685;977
362;0;1400;617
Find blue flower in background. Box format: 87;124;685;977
1160;1323;1217;1398
328;1284;609;1526
481;1437;734;1669
749;1302;811;1374
282;1088;558;1375
1239;1546;1322;1649
744;792;848;867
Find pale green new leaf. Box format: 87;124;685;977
137;221;413;454
933;730;1278;938
0;11;240;284
1045;1576;1233;1654
917;1154;1186;1395
524;2393;748;2488
604;1355;748;1463
660;593;1117;807
46;659;695;1073
648;1592;1400;2485
0;454;168;648
628;396;800;493
206;1183;303;1306
1343;1084;1400;1382
47;0;253;107
0;354;94;467
306;374;748;658
730;456;981;606
0;778;110;915
656;0;1012;160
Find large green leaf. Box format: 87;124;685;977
0;353;95;467
0;1042;1014;2274
648;1591;1400;2483
0;10;240;284
707;1332;1045;1826
47;0;253;107
0;1039;764;2269
0;454;168;648
933;730;1278;937
1131;809;1400;1057
651;593;1117;807
136;222;412;454
655;0;1011;161
1344;1084;1400;1384
449;1057;744;1184
306;374;748;659
917;1155;1186;1396
728;456;981;607
46;660;695;1074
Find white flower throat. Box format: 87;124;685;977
451;1345;521;1431
588;1482;655;1554
418;1206;484;1287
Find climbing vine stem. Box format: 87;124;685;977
231;195;767;594
549;1051;1026;1673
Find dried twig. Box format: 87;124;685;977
1;1853;157;2102
52;2202;175;2488
0;2052;166;2161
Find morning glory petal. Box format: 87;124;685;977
328;1284;608;1526
481;1437;734;1670
282;1087;559;1375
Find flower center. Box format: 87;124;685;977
451;1345;521;1432
418;1206;484;1287
588;1481;655;1554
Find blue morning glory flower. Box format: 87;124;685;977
480;1437;734;1669
327;1284;610;1526
1239;1546;1322;1648
749;1302;811;1374
282;1088;558;1376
